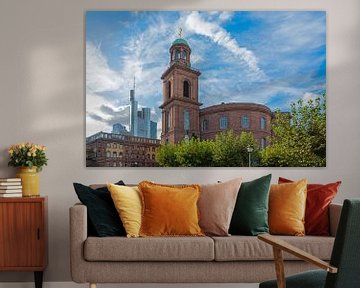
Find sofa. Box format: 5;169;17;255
70;201;342;287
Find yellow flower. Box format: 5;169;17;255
27;152;32;157
8;149;13;155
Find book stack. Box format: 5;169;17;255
0;178;22;197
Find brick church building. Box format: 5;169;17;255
160;36;272;148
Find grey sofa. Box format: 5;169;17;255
70;203;342;288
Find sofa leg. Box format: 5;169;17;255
89;283;96;288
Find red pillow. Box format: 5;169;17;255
278;177;341;236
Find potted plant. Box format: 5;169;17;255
8;143;48;197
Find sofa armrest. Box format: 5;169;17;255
329;203;342;237
69;203;88;283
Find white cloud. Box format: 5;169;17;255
86;92;130;136
219;11;234;22
86;42;124;94
251;12;326;53
183;12;262;76
303;92;320;103
118;16;173;105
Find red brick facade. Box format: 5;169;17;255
199;103;272;146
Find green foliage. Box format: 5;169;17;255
155;143;178;167
8;143;48;171
175;138;214;167
261;93;326;167
213;130;260;167
156;131;260;167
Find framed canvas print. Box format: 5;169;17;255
86;11;326;167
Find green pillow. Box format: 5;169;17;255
229;174;272;236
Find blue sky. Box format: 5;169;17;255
86;11;326;137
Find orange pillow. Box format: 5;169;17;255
269;179;307;236
278;177;341;236
138;181;204;237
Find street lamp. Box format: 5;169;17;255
247;146;253;167
184;135;190;142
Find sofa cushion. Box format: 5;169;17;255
229;174;271;236
279;177;341;236
212;236;334;261
198;178;242;236
107;184;142;238
269;179;307;236
73;181;126;237
84;236;214;261
139;181;203;237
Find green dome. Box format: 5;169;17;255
172;38;189;47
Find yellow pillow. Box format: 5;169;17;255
269;179;307;236
138;181;204;237
107;183;142;238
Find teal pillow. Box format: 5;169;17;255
229;174;272;236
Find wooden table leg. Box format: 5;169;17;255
34;271;43;288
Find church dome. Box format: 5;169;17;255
172;38;189;47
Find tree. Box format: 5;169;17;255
262;93;326;167
213;130;260;167
155;130;260;167
155;143;178;167
175;138;214;167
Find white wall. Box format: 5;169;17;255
0;0;359;283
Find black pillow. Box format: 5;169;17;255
73;181;126;237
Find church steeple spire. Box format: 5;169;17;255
160;33;201;144
169;29;191;68
178;27;183;38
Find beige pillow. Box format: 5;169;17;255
198;178;242;236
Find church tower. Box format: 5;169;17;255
160;31;202;144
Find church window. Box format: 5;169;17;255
241;115;250;128
184;110;190;133
113;151;117;158
220;116;228;129
165;110;171;132
182;50;187;60
261;138;267;149
175;50;181;60
183;80;190;98
167;81;171;98
202;119;208;131
260;117;266;130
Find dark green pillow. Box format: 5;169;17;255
73;181;126;237
229;174;272;236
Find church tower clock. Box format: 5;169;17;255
160;31;202;144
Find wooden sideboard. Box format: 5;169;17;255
0;197;48;288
